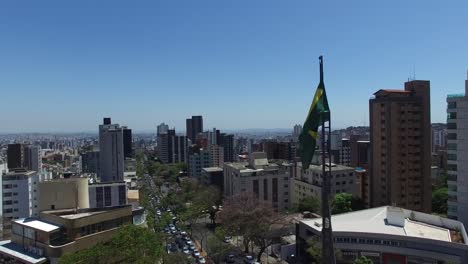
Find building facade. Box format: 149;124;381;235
447;78;468;224
81;150;100;174
186;115;203;141
122;127;132;158
98;118;124;183
369;81;432;213
224;152;293;211
88;181;127;208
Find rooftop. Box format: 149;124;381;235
298;162;355;172
42;205;132;220
15;218;61;233
202;167;223;172
302;206;466;244
4;170;36;176
0;240;47;264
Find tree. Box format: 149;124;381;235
354;256;374;264
432;187;448;215
207;235;234;264
217;193;288;262
306;239;342;264
296;196;320;213
163;252;192;264
59;225;163;264
332;193;353;214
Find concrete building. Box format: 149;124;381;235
157;129;188;164
447;78;468;224
88;181;127;208
353;140;371;207
122;126;132;158
224;152;293;211
38;178;90;212
157;122;169;137
291;162;357;207
262;141;295;161
0;205;133;263
209;144;224;168
339;139;351;166
432;125;447;153
7;144;41;172
201;167;223;191
296;206;468;263
369;81;432;213
186;115;203;141
2;169;51;239
98;118;125;183
218;133;235;162
293;124;302;142
188;149;211;179
81;150;99;174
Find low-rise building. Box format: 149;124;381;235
224;152;293;211
0;205;133;263
201;167;223;191
88;181;127;208
296;206;468;263
291;162;357;207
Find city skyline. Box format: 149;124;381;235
2;1;468;132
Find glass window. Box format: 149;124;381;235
447;122;457;129
448;143;457;150
448;154;457;161
448;133;457;140
448;112;457;120
448;101;457;109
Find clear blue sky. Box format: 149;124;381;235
1;0;467;133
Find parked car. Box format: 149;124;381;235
193;250;200;258
225;254;236;263
244;255;254;264
198;257;206;263
182;246;190;254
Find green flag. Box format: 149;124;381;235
299;58;330;169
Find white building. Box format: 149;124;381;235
99;118;124;183
224;152;293;211
292;162;357;206
2;169;51;239
297;206;468;263
447;78;468;225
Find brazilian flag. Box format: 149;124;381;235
299;59;330;169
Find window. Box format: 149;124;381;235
448;154;457;161
263;179;268;201
118;185;126;205
447;122;457;129
448;112;457;120
448;164;458;172
448;143;457;150
104;186;112;206
448;101;457;109
448;133;457;140
253;180;259;199
96;187;104;208
272;178;278;203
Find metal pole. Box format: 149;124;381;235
320;56;335;264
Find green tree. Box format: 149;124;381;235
354;256;374;264
207;235;234;264
432;187;448;215
59;225;163;264
332;193;353;214
296;196;320;213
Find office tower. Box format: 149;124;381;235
447;77;468;223
99;118;124;183
262;141;295;160
217;133;234;162
186;115;203;141
82;150;100;174
209;144;224;168
24;145;41;173
224;152;293;211
432;124;447;153
122;126;132;158
293;124;302;142
157;122;169;137
157;129;187;164
7;144;23;170
369;80;431;213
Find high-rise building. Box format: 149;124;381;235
24;145;41;173
447;78;468;223
262;141;295;161
81;150;100;174
157;122;169;137
217;133;234;162
7;144;23;170
98;118;124;183
432;124;447;153
293;124;302;142
186;115;203;141
122;127;132;158
188;149;211;179
369;80;431;213
157;129;187;164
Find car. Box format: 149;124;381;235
197;257;206;263
186;240;193;246
189;245;196;252
171;230;177;234
169;223;175;228
244;255;254;264
193;250;200;258
225;254;236;263
180;231;187;236
223;236;232;243
182;246;190;254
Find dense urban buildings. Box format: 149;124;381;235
296;206;468;263
98;118;125;183
447;78;468;225
369;80;432;213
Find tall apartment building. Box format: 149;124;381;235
157;129;188;164
186;115;203;141
369;80;431;213
447;78;468;224
122;126;132;158
6;144;22;170
293;124;302;142
218;133;235;162
339;139;351;166
224;152;293;211
99;118;124;183
157;122;169;137
262;141;295;161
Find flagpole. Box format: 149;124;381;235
320;56;336;264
